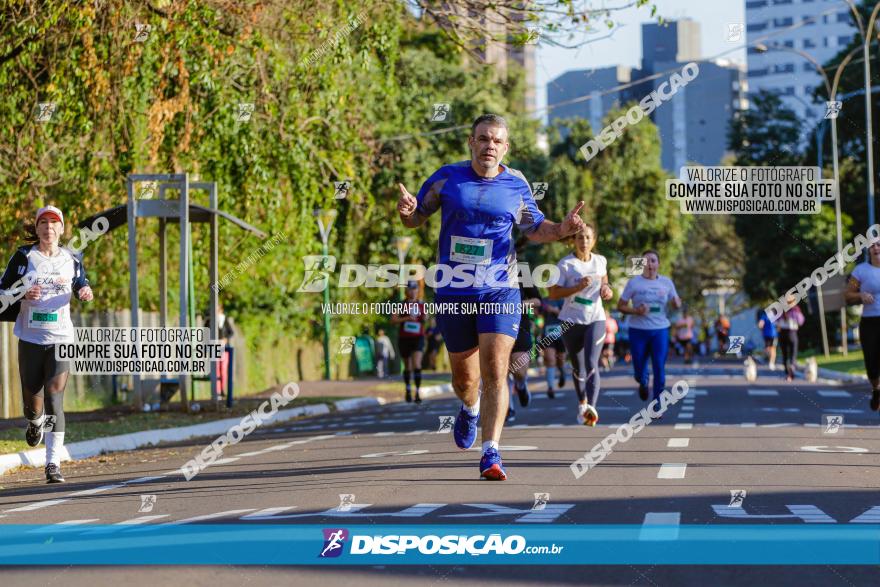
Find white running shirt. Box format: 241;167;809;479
14;247;77;344
556;253;608;325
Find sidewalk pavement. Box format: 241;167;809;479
0;374;457;477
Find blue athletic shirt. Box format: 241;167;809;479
415;160;545;296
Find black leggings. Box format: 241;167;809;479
779;329;798;378
859;316;880;382
18;340;69;432
561;321;605;405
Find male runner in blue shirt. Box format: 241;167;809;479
397;114;585;480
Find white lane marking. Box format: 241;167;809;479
703;422;721;426
3;499;69;513
761;423;797;427
850;506;880;523
379;418;417;424
605;391;634;397
639;512;681;541
657;463;687;479
741;423;757;427
748;389;779;397
373;431;396;436
335;431;354;436
69;484;126;497
667;438;690;448
405;430;428;435
677;412;693;419
241;507;298;520
27;519;100;533
674;423;693;430
680;405;694;411
125;476;166;485
237;444;290;457
116;515;170;525
801;445;869;453
467;446;538;452
818;390;852;398
82;514;172;533
161;509;257;526
361;450;430;458
209;457;239;466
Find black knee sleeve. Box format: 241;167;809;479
414;369;422;389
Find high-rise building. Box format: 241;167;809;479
547;19;745;173
745;0;858;123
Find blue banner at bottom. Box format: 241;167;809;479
0;524;877;565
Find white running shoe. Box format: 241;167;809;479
576;403;599;426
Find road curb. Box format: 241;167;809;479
418;383;454;399
815;366;868;384
0;396;383;476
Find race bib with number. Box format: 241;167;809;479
649;304;662;314
28;307;60;330
403;321;421;334
450;235;493;265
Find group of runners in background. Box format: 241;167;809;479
6;113;880;484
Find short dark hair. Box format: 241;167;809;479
642;249;660;262
471;114;508;136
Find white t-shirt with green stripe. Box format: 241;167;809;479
556;253;607;325
620;274;679;330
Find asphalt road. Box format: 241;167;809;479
1;358;878;586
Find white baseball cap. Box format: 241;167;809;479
35;205;64;227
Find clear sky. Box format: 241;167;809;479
535;0;747;122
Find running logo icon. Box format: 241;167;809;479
825;101;842;120
319;528;349;558
727;336;745;354
236;103;255;122
531;182;548;200
297;255;336;293
333;181;351;200
728;490;746;508
627;257;646;276
532;492;550;511
139;495;157;513
823;414;844;435
134;23;152;42
337;494;355;512
338;336;355;354
726;23;744;42
431;103;450;122
437;416;454;433
35;102;57;122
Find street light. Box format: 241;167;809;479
842;0;880;228
755;43;861;357
314;208;338;380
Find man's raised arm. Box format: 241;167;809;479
527;201;585;243
397;183;428;228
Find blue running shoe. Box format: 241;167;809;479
479;448;507;481
453;405;479;449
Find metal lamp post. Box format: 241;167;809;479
843;0;880;228
755;43;862;356
315;209;337;380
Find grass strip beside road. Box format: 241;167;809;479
0;396;347;456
